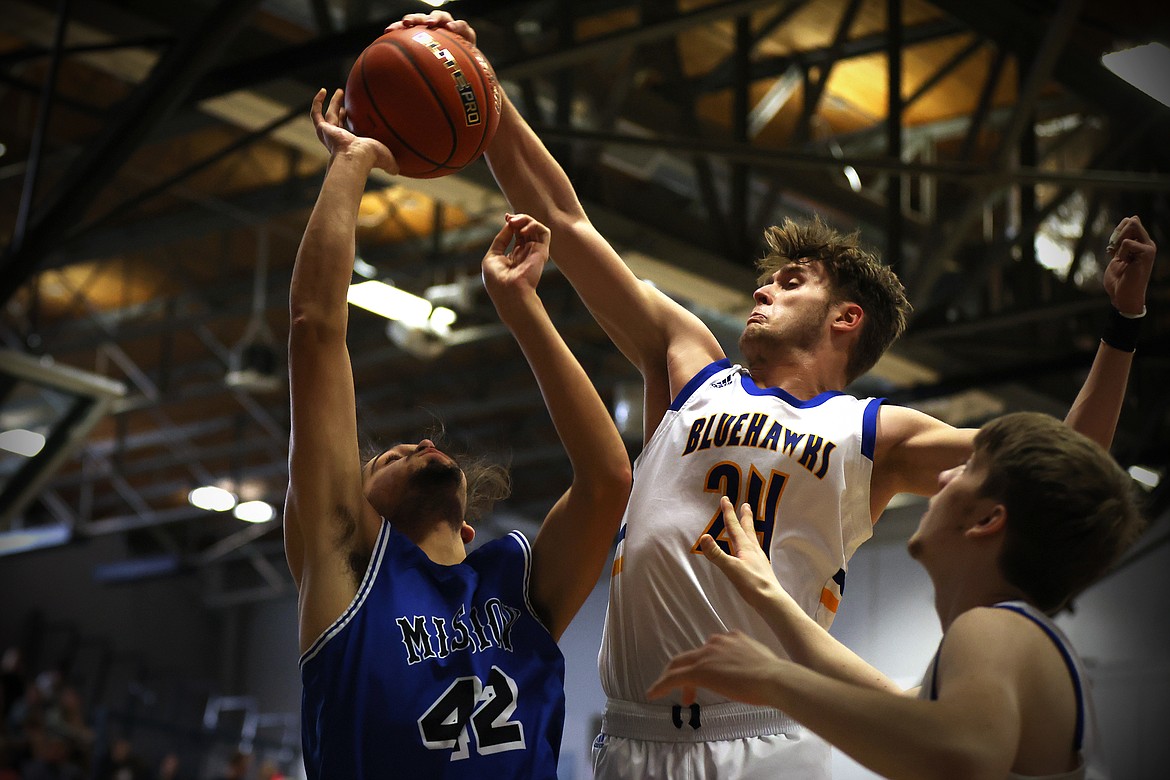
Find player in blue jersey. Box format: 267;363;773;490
285;87;631;778
649;411;1145;779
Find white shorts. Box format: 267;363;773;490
592;699;831;780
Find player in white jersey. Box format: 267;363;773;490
382;12;1156;776
650;412;1142;779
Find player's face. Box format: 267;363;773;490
739;260;835;363
362;439;467;522
907;453;993;561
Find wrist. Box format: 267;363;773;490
491;287;541;322
1102;305;1143;352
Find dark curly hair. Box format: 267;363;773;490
360;421;511;523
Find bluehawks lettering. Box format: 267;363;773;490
682;412;836;479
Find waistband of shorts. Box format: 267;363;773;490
601;698;801;742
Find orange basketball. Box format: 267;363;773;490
344;27;501;179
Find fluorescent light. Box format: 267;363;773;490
1102;42;1170;108
353;256;379;279
429;306;457;332
188;485;236;512
0;429;46;457
843;165;862;192
233;500;275;523
347;280;433;327
1128;465;1161;490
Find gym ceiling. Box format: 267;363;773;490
1;0;1167;606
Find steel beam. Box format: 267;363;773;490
0;0;266;305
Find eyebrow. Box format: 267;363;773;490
775;262;807;279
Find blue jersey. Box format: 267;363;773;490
300;522;566;779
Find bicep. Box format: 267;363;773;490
873;405;977;504
286;321;367;568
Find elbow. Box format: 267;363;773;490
289;306;345;345
578;461;633;521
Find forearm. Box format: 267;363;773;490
765;663;1009;780
486;99;675;369
487;97;586;228
752;587;900;693
496;291;629;486
1063;340;1133;450
290;151;374;323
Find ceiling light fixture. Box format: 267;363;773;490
1127;464;1161;490
0;428;46;458
233;500;276;524
348;280;436;327
353;256;379;279
1102;42;1170;108
188;485;237;512
226;229;282;393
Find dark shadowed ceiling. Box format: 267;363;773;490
2;0;1168;607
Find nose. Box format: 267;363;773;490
937;465;959;489
416;439;436;451
753;286;771;305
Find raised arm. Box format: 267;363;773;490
1064;214;1155;448
482;213;632;641
285;88;397;652
872;215;1156;513
388;12;723;439
647;609;1046;779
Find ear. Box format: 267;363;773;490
830;302;864;334
460;522;476;545
965;503;1006;539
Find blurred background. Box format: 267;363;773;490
0;0;1167;777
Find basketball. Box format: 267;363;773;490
344;27;501;179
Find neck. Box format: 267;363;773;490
746;351;848;398
413;523;467;565
392;511;467;565
932;569;1027;632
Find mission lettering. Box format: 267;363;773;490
396;598;522;665
683;411;837;479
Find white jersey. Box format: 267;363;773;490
919;601;1108;780
600;359;882;706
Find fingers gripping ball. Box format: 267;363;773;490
344;27;501;178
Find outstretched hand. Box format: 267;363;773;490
646;630;784;707
1103;215;1156;316
311;88;397;174
482;213;551;312
697;497;786;612
386;9;476;45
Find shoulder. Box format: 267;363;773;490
877;403;956;440
468;531;534;571
938;606;1062;680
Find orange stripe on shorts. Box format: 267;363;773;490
819;587;840;613
611;555;624;577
